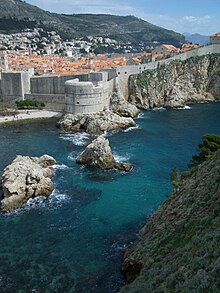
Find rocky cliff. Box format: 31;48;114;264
120;149;220;293
1;154;56;211
129;54;220;109
110;91;140;118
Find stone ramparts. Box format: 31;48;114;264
0;44;219;112
116;44;220;99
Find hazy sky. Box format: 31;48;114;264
25;0;220;35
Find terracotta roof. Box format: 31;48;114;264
210;32;220;37
163;44;179;51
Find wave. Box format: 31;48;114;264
137;112;145;119
67;150;78;161
176;105;191;110
53;163;70;170
113;152;130;162
122;125;139;132
152;107;166;112
60;132;91;146
2;190;69;216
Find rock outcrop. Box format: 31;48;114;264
129;54;220;109
57;109;136;134
1;154;56;211
120;149;220;293
110;90;140;118
76;136;133;172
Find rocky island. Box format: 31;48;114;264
120;145;220;292
57;109;136;134
76;136;133;172
1;154;56;211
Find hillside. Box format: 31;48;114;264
184;32;210;46
0;0;185;49
120;148;220;292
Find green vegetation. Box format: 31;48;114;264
15;99;45;109
169;134;220;186
0;17;37;32
170;166;181;188
121;146;220;293
189;133;220;167
0;0;185;48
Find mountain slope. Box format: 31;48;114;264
120;149;220;292
183;32;210;46
0;0;185;47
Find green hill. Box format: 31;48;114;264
120;145;220;292
0;0;185;48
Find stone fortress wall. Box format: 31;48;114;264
116;44;220;99
65;71;116;114
0;44;219;113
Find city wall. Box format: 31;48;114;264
116;44;220;99
25;70;116;112
0;44;219;112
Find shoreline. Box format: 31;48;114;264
0;110;63;125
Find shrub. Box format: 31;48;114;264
15;99;45;109
170;166;181;187
189;134;220;167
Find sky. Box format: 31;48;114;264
25;0;220;35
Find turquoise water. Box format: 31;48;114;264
0;103;220;292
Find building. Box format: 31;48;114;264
210;32;220;44
151;44;179;56
181;43;199;52
0;51;9;71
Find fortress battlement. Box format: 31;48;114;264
0;44;219;113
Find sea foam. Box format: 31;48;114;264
113;152;130;162
60;132;91;146
53;163;70;170
122;125;139;132
2;190;69;216
152;107;166;112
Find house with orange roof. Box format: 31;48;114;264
181;43;199;52
210;32;220;44
151;44;180;56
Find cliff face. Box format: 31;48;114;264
120;150;220;293
129;54;220;109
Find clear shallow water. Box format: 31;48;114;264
0;103;220;292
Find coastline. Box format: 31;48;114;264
0;110;62;125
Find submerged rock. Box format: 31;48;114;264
110;90;140;118
1;154;56;211
76;136;133;172
57;109;136;134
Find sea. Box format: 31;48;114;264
0;103;220;292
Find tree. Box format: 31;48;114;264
170;166;181;188
189;134;220;167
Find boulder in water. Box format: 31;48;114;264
57;109;136;134
76;136;133;172
1;154;56;211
